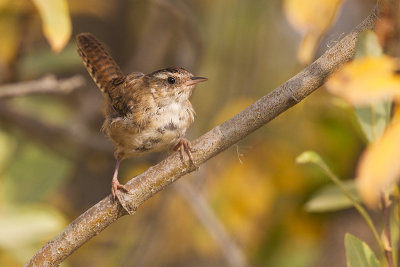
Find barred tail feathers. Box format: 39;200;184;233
76;33;124;93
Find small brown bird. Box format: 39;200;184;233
76;33;207;209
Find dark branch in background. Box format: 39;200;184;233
0;75;112;158
0;103;111;160
26;7;377;267
0;75;85;99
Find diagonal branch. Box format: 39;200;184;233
26;7;377;267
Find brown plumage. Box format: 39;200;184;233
76;33;207;212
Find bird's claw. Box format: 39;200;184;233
111;175;131;213
174;138;195;165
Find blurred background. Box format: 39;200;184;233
0;0;378;266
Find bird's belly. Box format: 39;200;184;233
126;127;182;154
109;104;193;157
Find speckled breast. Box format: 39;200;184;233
107;100;195;158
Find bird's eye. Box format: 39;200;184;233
167;77;176;84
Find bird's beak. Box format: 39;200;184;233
186;76;208;86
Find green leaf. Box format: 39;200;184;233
345;233;381;267
296;150;324;166
305;181;360;212
354;103;391;143
354;30;383;59
353;30;391;142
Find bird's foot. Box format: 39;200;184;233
174;138;195;165
111;175;131;213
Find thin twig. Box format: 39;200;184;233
317;160;384;254
0;74;112;157
26;7;378;267
381;194;394;267
175;181;247;267
0;75;86;99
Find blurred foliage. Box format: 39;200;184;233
307;15;400;265
31;0;71;52
326;29;400;210
283;0;342;64
0;0;386;266
2;139;72;203
0;204;67;265
327;56;400;106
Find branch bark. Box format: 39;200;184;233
26;7;377;267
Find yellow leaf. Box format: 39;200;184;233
283;0;342;64
297;32;320;66
326;56;400;106
32;0;71;52
357;108;400;207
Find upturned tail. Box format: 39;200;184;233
76;33;125;93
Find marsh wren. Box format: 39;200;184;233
76;33;207;210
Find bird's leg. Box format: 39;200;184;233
111;157;128;204
174;138;194;164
